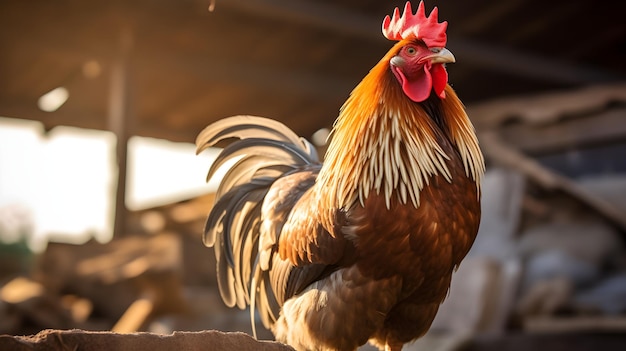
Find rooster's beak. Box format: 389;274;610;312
428;48;455;64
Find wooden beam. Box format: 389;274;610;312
447;38;622;85
108;26;134;238
222;0;378;39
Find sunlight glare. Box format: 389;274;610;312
37;87;69;112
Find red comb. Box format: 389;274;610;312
382;1;448;48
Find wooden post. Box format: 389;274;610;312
108;26;134;238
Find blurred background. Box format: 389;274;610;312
1;0;625;350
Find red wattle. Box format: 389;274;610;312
402;66;432;103
431;64;448;99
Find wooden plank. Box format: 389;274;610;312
499;107;626;154
468;83;626;130
111;293;156;333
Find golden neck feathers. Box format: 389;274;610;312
317;50;484;211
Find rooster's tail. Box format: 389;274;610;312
195;115;319;328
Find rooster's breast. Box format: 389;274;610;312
338;164;480;344
345;162;480;297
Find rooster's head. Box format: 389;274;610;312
383;1;454;102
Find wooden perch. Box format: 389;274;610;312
0;329;295;351
480;131;626;232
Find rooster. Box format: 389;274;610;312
196;2;484;350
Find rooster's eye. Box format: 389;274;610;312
406;47;417;56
